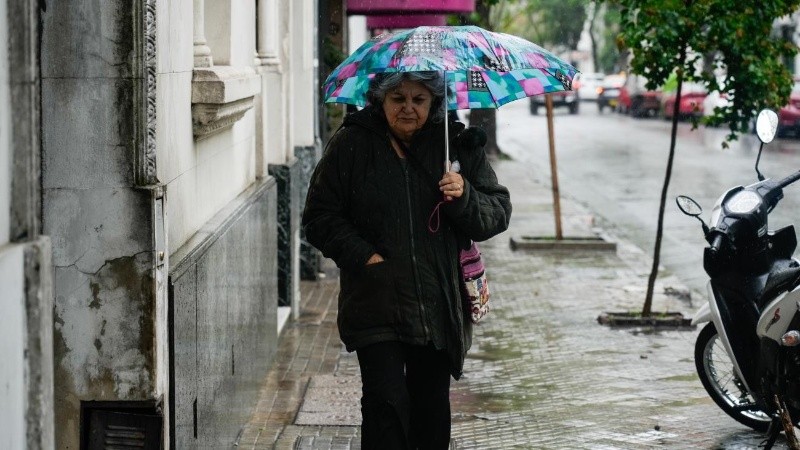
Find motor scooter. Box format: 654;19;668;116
677;110;800;448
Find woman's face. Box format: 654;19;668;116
382;80;433;142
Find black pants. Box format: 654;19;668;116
356;341;452;450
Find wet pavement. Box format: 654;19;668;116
236;108;799;449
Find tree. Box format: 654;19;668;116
451;0;507;157
614;0;799;316
596;2;625;73
509;0;587;53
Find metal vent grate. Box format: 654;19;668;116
103;423;146;447
82;403;162;450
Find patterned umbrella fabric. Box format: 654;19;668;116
323;25;579;110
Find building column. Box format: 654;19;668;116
193;0;213;67
256;0;280;66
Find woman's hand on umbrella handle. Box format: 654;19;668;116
439;172;464;201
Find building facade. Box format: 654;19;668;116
0;0;55;448
0;0;319;448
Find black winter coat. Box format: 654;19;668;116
302;106;511;378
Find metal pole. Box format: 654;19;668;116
443;70;449;173
545;94;563;240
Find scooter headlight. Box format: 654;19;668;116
781;330;800;347
726;190;761;214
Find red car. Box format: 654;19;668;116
618;75;661;118
662;84;706;120
777;79;800;137
619;88;662;118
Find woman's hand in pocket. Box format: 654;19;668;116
366;253;385;265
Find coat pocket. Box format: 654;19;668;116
339;260;398;331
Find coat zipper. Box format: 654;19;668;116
401;161;430;341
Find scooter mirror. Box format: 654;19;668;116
755;109;778;143
676;195;702;216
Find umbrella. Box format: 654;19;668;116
322;25;578;172
323;25;578;110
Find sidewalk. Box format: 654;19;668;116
237;158;786;449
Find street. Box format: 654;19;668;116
495;99;800;296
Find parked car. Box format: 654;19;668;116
596;74;626;113
777;78;800;137
618;74;661;118
529;89;580;115
576;72;605;101
662;83;706;120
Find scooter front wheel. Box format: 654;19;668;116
695;322;771;432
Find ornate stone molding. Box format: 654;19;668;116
191;66;261;140
134;0;158;186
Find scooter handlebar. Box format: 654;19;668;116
778;170;800;190
709;234;724;254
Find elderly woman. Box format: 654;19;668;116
302;71;511;449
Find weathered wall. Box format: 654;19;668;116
22;239;55;450
169;178;278;448
0;18;24;429
0;245;26;450
2;0;55;448
41;1;164;447
0;0;10;245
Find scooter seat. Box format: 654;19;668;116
759;260;800;308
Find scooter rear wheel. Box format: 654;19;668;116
695;322;771;432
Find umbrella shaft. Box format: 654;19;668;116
444;71;449;174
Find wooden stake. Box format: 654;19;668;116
545;94;563;240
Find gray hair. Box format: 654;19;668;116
366;71;447;123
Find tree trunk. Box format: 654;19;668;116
643;48;686;317
468;109;502;157
589;2;599;72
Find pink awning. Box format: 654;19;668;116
367;14;447;29
347;0;474;15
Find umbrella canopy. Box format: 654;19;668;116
323;25;578;110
